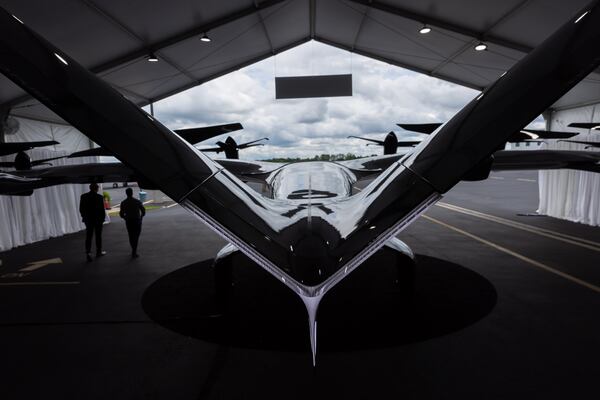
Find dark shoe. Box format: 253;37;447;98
86;253;93;262
96;250;107;257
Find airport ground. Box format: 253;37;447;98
0;170;599;399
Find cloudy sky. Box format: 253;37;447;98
149;41;541;160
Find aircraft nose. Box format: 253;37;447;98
291;235;329;285
287;218;340;286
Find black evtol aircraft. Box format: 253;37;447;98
61;123;247;160
0;123;255;176
1;3;600;364
0;140;60;170
398;122;580;141
200;136;269;159
349;131;421;154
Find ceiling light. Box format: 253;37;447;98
147;53;159;62
54;53;68;66
419;25;431;34
575;10;589;24
474;42;488;51
12;14;24;24
200;32;211;42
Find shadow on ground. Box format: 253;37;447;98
142;250;497;353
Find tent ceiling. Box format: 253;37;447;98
0;0;598;124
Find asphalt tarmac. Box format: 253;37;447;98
0;170;599;399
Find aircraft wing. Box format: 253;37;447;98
339;149;600;179
196;146;222;153
518;129;578;139
397;123;442;134
5;148;598;196
64;123;245;159
0;158;286;195
68;147;113;158
338;153;406;176
559;139;600;148
0;162;137;194
492;150;600;173
215;159;284;183
0;140;59;156
174;123;243;144
568;122;600;130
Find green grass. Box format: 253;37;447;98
107;204;163;217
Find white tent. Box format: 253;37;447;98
1;0;599;250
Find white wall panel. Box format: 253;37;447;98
538;104;600;226
0;148;100;251
1;116;99;251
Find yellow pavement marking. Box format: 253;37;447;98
436;202;600;252
423;215;600;294
0;281;80;286
19;257;63;272
490;176;505;180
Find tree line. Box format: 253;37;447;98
262;153;375;162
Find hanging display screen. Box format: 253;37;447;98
275;74;352;99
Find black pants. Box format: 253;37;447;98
125;219;142;254
84;222;103;254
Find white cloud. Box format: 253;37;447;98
153;41;484;160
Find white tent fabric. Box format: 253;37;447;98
538;104;600;226
0;148;97;251
4;117;92;153
2;0;599;123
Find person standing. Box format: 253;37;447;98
119;188;146;258
79;183;107;261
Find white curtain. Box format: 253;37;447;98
1;117;97;251
538;104;600;226
4;116;92;153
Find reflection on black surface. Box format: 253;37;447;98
287;189;339;200
142;249;497;352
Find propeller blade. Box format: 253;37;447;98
238;143;265;149
347;136;384;145
238;137;269;149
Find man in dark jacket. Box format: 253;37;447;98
119;188;146;258
79;183;106;261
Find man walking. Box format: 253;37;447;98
79;183;107;261
119;188;146;258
